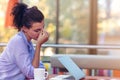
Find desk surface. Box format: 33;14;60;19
48;74;120;80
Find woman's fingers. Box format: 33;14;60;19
42;30;49;38
37;29;49;45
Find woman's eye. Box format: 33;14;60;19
34;30;39;32
34;29;41;32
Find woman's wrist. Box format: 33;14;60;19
36;40;42;46
36;43;42;48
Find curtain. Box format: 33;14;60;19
4;0;19;28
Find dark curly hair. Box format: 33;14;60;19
11;3;44;31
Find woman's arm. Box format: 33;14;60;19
32;44;41;68
32;30;49;68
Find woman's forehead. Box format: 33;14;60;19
31;21;44;29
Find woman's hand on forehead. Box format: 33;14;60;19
37;29;49;45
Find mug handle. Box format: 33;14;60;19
45;71;48;79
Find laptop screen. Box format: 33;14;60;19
58;56;85;80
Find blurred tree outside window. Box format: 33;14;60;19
58;0;90;54
1;0;120;55
98;0;120;45
98;0;120;55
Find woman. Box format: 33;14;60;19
0;3;49;80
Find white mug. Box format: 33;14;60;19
34;68;48;80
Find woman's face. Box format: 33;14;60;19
24;20;44;41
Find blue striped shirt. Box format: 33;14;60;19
0;31;44;80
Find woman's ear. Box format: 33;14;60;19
21;26;28;33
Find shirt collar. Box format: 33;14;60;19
18;31;32;48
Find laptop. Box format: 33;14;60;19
50;56;85;80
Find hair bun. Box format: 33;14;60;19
11;3;28;30
12;3;28;16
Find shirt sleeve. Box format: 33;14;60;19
12;39;34;78
15;50;34;78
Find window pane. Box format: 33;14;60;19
98;0;120;44
98;0;120;55
57;0;90;54
59;0;90;44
